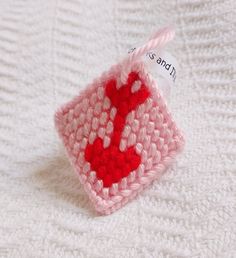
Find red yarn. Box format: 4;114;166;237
84;144;92;161
113;168;122;183
103;174;112;188
97;166;106;179
122;164;131;177
85;72;150;188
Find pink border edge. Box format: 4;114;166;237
54;62;185;215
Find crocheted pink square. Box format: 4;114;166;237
55;63;184;215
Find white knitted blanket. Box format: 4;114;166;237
0;1;235;257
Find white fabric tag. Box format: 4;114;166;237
128;47;178;99
143;50;178;99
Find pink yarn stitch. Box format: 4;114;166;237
55;27;184;215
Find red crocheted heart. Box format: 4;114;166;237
85;72;150;187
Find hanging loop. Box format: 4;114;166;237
120;26;175;83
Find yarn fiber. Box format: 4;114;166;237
55;29;184;214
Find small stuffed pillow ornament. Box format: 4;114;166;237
55;27;184;215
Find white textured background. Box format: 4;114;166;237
0;0;235;257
